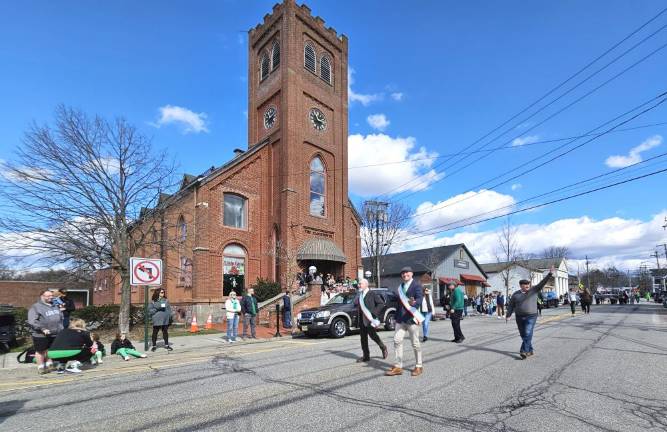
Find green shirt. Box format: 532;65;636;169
450;287;464;310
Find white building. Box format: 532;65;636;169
481;258;570;297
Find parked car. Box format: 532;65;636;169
296;288;398;338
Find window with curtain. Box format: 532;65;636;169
223;193;247;229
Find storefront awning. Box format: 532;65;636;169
439;277;462;286
460;274;486;283
297;238;347;263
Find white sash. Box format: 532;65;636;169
398;283;425;325
359;291;380;328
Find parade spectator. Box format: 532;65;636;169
506;267;554;359
111;333;147;361
568;287;578;316
282;289;292;328
297;273;306;295
537;293;544;316
496;292;505;319
420;286;435;342
475;295;482;315
355;279;388;363
90;332;105;365
58;289;76;329
27;289;63;374
241;288;258;339
580;288;592;314
463;294;469;317
386;267;424;377
449;283;465;343
48;318;93;373
148;288;173;351
225;291;242;342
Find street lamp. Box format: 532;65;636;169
364;200;388;289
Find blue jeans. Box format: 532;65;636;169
283;310;292;328
421;312;433;337
516;314;537;353
463;305;468;316
226;314;239;341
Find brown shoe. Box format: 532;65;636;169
381;346;388;359
411;367;423;377
385;366;403;376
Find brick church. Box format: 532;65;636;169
94;0;362;307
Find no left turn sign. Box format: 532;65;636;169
130;257;163;286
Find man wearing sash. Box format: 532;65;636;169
355;279;388;363
386;266;424;377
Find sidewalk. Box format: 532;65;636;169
0;325;296;371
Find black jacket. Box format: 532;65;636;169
50;329;93;351
241;295;258;316
61;296;76;316
111;338;135;354
356;290;384;327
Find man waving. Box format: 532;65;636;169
386;266;424;377
356;279;388;363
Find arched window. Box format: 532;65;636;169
320;55;332;85
309;157;325;217
271;40;280;71
223;193;247;229
304;43;316;74
223;244;246;296
259;51;270;81
177;216;186;242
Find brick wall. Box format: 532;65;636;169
0;281;92;309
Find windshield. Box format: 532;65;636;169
326;293;356;305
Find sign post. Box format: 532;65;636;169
130;258;163;351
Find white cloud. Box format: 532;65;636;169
392;210;667;271
390;92;404;101
605;135;662;168
413;190;516;232
152;105;209;134
367;114;390;131
512;135;540;147
511;183;522;191
348;68;382;106
348;133;443;196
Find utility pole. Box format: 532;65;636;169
657;243;667;262
364;200;388;288
585;255;591;292
650;251;661;269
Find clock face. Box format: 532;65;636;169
309;108;327;131
264;106;277;129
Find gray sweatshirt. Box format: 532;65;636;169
28;300;63;338
506;273;554;317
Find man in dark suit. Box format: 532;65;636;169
356;279;388;363
386;266;424;377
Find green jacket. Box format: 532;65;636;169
450;287;464;310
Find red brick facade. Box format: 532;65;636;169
96;0;362;307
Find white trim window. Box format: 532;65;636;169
309;157;325;217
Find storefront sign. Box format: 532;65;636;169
454;259;469;269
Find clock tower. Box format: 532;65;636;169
248;0;357;278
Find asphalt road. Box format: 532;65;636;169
1;303;666;432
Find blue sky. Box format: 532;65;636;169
1;0;667;269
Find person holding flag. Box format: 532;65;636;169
386;266;424;377
355;279;388;363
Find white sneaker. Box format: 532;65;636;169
140;354;147;358
66;366;82;373
98;359;103;364
124;356;130;361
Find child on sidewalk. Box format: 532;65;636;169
90;333;106;365
110;333;147;361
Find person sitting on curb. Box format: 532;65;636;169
90;332;106;365
47;318;93;374
111;333;147;361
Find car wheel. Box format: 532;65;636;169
384;311;396;331
330;318;348;338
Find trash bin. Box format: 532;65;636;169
0;304;17;353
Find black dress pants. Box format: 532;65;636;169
360;323;385;360
152;325;169;346
451;310;464;341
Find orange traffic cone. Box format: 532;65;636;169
205;312;213;330
190;314;199;333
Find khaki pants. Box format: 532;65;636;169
393;322;422;368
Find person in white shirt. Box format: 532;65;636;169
224;291;242;342
420;287;435;342
568;288;578;316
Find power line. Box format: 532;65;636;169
395;167;667;244
401;91;667;222
382;8;667;200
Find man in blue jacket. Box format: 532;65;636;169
386;266;424;377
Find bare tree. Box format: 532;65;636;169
542;246;570;260
360;200;413;286
495;217;523;298
418;247;447;301
265;238;300;332
0;106;176;332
